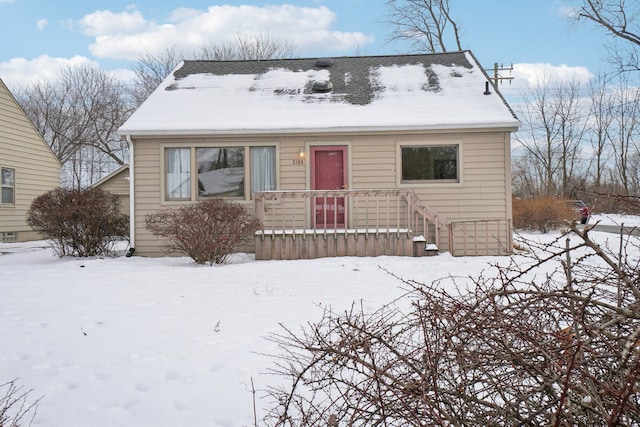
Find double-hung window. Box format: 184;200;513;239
250;146;276;195
1;167;15;205
166;148;191;200
401;145;459;183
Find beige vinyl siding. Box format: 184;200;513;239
130;128;513;257
93;166;130;214
97;168;129;194
400;131;509;221
351;135;396;189
278;136;306;190
0;79;60;242
133;136;277;256
347;130;510;222
131;139;163;256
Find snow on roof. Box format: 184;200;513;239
118;51;520;136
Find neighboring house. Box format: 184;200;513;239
118;51;520;259
0;78;61;243
91;165;130;215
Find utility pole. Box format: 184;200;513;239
488;63;514;87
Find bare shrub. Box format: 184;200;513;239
0;379;41;427
263;224;640;426
26;187;129;257
513;197;576;232
145;198;261;265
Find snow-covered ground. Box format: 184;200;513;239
1;214;638;426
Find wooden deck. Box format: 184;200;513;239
253;189;512;260
253;189;442;260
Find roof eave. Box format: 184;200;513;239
118;121;521;138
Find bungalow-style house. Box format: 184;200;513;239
0;78;61;243
91;164;130;215
118;51;520;259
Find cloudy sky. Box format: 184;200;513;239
0;0;611;95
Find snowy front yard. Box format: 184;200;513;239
0;214;638;426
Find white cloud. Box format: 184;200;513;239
108;67;137;84
511;63;594;89
492;62;595;108
77;9;151;37
556;5;579;19
76;5;374;60
0;55;137;91
0;55;97;89
37;19;48;31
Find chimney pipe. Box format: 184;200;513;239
483;81;491;95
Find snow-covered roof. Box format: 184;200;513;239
118;51;520;136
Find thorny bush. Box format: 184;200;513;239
26;187;129;257
264;221;640;426
145;198;261;265
0;379;41;427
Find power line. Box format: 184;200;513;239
486;63;514;87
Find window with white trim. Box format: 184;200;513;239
2;231;17;242
1;167;15;205
250;146;276;195
164;146;276;201
401;145;459;182
166;148;191;200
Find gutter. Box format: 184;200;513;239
125;135;135;256
118;121;522;137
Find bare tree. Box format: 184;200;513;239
586;73;615;191
607;74;640;196
512;151;548;197
574;0;640;73
383;0;462;53
514;79;587;198
130;46;183;107
264;218;640;426
198;33;299;61
130;34;299;108
18;65;132;188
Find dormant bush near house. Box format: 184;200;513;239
26;187;129;257
145;198;261;265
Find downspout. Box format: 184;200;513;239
125;135;136;256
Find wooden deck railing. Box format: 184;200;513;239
253;190;447;259
448;218;513;256
252;190;513;259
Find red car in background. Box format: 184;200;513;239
572;200;590;224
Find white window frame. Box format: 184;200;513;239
1;167;15;206
1;231;17;242
396;141;463;187
161;143;278;203
165;148;192;201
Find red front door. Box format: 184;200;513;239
312;147;347;228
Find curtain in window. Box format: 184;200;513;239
250;147;276;194
166;148;190;199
